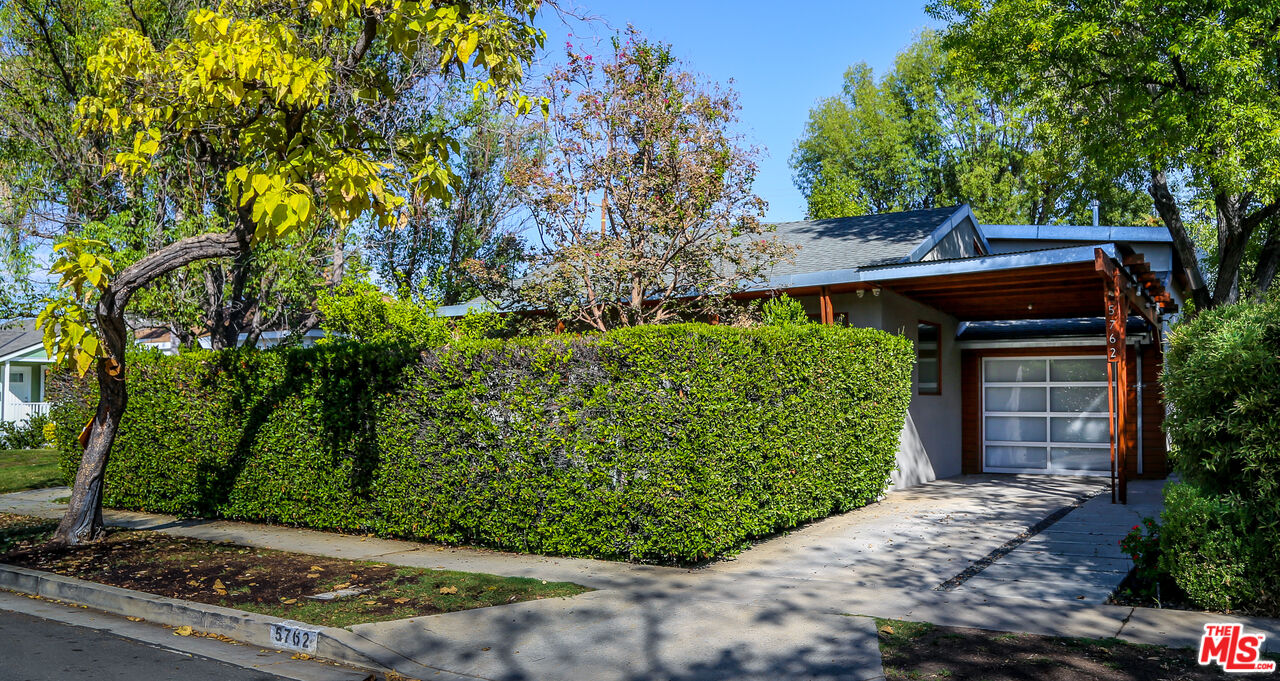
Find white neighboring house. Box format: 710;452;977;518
0;320;52;424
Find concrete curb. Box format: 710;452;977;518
0;562;449;676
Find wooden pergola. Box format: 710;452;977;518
751;246;1177;504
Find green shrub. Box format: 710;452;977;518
1163;298;1280;501
1158;482;1279;614
760;294;811;327
1161;299;1280;614
316;281;452;346
1118;517;1161;602
0;413;51;450
51;324;913;563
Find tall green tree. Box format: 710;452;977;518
41;0;546;545
929;0;1280;307
791;32;1151;226
360;96;533;306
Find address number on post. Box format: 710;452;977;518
269;621;320;653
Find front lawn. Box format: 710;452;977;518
0;449;62;494
0;513;590;628
875;618;1273;680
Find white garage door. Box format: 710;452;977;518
982;356;1111;475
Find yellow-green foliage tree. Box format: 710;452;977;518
40;0;547;545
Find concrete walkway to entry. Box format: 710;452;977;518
956;479;1163;603
3;476;1275;680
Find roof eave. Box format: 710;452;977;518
748;243;1120;293
979;224;1175;244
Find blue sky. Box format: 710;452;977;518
538;2;943;222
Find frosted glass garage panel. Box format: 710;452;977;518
1050;386;1108;413
985;387;1047;412
984;359;1047;383
1050;416;1110;443
987;446;1048;469
1052;447;1111;471
1049;358;1107;382
986;416;1048;442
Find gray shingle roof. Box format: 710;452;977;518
763;206;962;278
0;319;42;359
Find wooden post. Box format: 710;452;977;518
1106;359;1118;504
1;361;8;423
554;320;565;335
819;286;834;325
1105;275;1129;504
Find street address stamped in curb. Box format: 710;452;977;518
269;621;320;654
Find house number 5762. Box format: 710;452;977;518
269;621;320;653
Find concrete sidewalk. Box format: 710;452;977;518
4;477;1278;680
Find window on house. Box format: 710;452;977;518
10;372;22;383
917;321;941;395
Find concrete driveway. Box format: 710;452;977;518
711;475;1110;588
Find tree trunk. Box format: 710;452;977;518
1211;193;1251;306
1256;228;1280;301
50;224;250;546
1149;170;1212;310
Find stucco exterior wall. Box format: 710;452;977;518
877;290;963;488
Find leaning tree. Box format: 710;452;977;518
38;0;548;545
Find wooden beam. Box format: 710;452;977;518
1123;253;1146;267
819;286;834;325
1095;248;1159;328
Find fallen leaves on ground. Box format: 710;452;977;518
174;625;193;636
439;586;458;595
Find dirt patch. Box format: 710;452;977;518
0;513;589;628
876;618;1267;680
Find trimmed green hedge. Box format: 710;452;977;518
52;324;913;563
1159;482;1279;613
1163;299;1280;501
1160;299;1280;614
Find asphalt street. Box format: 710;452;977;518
0;609;292;681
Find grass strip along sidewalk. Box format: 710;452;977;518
0;513;589;628
0;450;61;495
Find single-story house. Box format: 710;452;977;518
440;205;1187;499
0;320;52;424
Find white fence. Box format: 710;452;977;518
2;401;50;424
